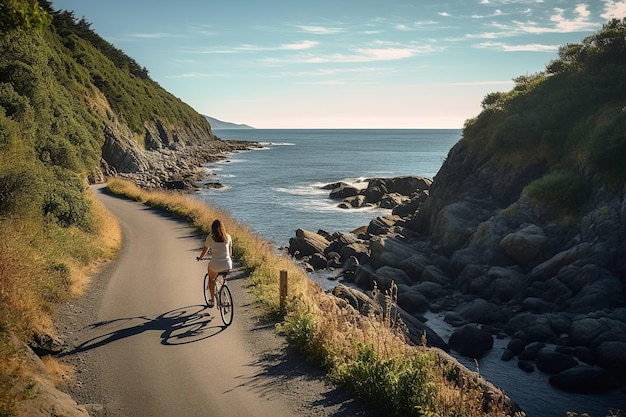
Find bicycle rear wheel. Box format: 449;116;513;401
218;284;233;326
203;274;211;306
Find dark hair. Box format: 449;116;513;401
211;219;227;242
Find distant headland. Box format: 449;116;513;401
203;115;255;129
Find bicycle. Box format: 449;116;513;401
199;260;234;326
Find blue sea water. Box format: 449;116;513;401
197;129;459;247
194;128;625;417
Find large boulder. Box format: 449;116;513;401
369;235;419;269
536;350;579;374
448;324;494;358
530;243;590;281
329;182;361;199
430;201;493;255
453;298;507;325
567;271;624;313
288;228;330;258
549;366;619;393
500;224;549;265
596;341;626;372
373;266;414;290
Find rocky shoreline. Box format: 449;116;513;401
287;175;626;400
96;138;260;190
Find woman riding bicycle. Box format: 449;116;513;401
197;219;233;308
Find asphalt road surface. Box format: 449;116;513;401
59;185;376;417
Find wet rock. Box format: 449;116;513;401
500;224;549;264
549;366;618;393
448;324;493;358
536;350;579;374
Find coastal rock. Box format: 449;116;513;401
448;324;494;358
369;235;419;269
396;285;429;313
500;224;549;265
548;366;618;393
323;176;432;210
329;183;360;200
453;298;506;325
536;350;579;374
288;229;331;258
372;266;413;290
596;341;626;372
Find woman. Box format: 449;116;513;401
197;219;233;308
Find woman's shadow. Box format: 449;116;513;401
61;305;225;357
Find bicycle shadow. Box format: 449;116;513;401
61;305;225;356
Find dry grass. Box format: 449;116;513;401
41;356;75;389
0;186;122;416
105;178;523;416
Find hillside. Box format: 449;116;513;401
0;2;246;415
203;115;255;129
409;19;626;393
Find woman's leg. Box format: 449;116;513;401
207;267;218;300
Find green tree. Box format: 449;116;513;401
0;0;51;31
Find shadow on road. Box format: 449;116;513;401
61;305;226;356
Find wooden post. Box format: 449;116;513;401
279;270;288;311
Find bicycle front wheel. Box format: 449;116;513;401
218;284;234;326
203;274;211;306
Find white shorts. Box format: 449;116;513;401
209;258;232;273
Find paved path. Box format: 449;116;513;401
67;185;296;417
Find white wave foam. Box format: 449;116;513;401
311;177;369;189
259;141;295;147
274;186;327;197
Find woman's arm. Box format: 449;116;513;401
197;245;209;261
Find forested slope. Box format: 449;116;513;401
0;1;222;414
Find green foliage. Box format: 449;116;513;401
51;11;208;136
464;18;626;211
0;0;51;32
336;343;438;416
276;303;328;364
588;110;626;183
524;170;590;217
42;170;92;229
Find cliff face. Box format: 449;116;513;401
405;20;626;392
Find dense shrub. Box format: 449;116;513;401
524;170;590;217
589;111;626;183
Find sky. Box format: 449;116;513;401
50;0;626;129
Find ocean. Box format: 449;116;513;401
197;128;459;247
195;128;624;417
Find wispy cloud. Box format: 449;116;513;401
281;40;318;50
550;4;596;32
296;25;344;35
278;67;386;77
472;9;505;18
303;46;434;63
477;41;559;52
602;0;626;19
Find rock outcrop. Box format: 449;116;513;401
287;167;626;395
323;176;431;212
97;121;257;189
